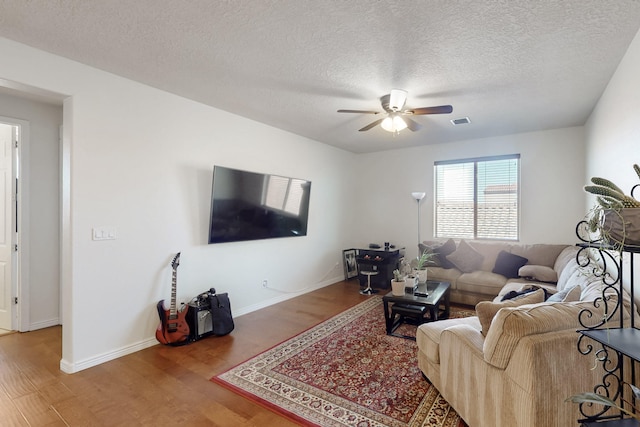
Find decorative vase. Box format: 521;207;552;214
416;268;428;283
603;208;640;246
405;275;419;292
391;280;406;296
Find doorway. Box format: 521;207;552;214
0;121;18;333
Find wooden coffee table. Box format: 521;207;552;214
382;280;451;339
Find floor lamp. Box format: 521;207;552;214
411;192;426;251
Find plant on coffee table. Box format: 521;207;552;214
391;269;406;296
392;269;405;282
415;249;437;283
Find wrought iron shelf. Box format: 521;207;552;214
575;183;640;424
579;329;640;361
575;215;640;423
582;419;640;426
576;242;640;254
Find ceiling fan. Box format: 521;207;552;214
337;89;453;133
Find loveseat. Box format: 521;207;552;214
420;239;571;306
416;244;633;427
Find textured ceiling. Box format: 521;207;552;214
1;1;639;153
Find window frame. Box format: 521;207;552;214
434;154;520;241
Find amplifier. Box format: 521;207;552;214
187;302;214;341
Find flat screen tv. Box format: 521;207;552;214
208;166;311;244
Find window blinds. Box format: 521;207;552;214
435;155;520;240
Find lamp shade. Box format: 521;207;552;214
381;115;408;133
411;192;426;201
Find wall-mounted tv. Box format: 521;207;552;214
208;166;312;244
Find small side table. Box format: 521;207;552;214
359;271;379;295
382;280;451;339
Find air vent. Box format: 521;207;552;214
451;117;471;125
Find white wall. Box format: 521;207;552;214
585;27;640;304
0;37;356;372
0;93;62;330
352;127;586;259
586;29;640;199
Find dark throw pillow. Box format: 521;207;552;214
492;250;529;279
436;238;457;269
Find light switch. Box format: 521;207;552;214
92;226;116;241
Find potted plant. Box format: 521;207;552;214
414;249;437;283
582;164;640;247
391;269;406;296
567;383;640;423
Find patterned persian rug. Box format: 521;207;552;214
212;296;474;427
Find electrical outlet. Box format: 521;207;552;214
262;280;268;288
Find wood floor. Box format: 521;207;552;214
0;280;371;426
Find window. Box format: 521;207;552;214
434;155;520;240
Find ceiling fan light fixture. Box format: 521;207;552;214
381;115;407;133
388;89;408;111
338;90;452;133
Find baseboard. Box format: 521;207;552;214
59;275;343;374
59;336;158;374
28;317;60;331
234;275;341;318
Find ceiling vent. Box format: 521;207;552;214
451;117;471;125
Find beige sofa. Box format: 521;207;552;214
420;239;570;306
416;245;632;427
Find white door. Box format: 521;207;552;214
0;123;14;330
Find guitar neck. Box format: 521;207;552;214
169;270;178;318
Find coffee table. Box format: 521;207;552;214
382;280;451;339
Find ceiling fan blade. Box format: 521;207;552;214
337;109;380;114
408;105;453;115
404;117;422;131
359;118;384;131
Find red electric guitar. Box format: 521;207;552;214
156;252;190;345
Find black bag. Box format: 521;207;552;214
208;288;234;336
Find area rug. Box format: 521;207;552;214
212;297;474;427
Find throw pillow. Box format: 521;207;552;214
547;285;582;302
492;250;528;279
434;238;457;269
518;265;558;283
476;289;545;336
446;240;484;273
